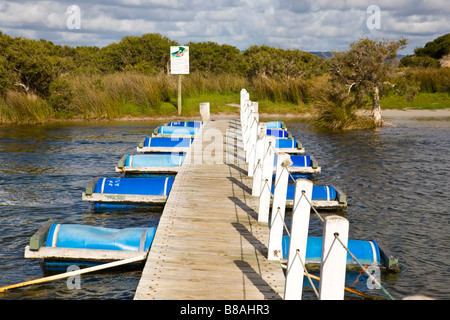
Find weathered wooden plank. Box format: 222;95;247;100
81;192;167;204
29;219;55;251
24;245;147;261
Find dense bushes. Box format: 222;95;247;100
0;31;448;126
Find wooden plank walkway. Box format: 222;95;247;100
134;116;286;300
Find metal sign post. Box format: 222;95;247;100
170;46;190;115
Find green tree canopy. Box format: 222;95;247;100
328;38;408;126
243;45;324;79
187;41;247;76
400;33;450;68
1;34;74;96
98;33;178;73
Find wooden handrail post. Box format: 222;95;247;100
268;153;291;260
319;215;349;300
284;178;313;300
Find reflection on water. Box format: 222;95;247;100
0;118;448;300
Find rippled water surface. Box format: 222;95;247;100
0;121;162;299
0;117;448;300
285;117;449;300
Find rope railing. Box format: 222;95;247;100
239;93;396;300
334;233;395;300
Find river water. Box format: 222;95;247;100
0;117;448;300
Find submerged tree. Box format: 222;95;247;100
328;38;408;126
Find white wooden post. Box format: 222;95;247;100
245;112;259;162
241;100;248;147
251;101;258;113
284;178;313;300
319;215;349;300
199;102;210;122
251;132;266;196
268;153;291;260
240;89;248;122
258;135;276;223
249;123;265;178
242;100;252;152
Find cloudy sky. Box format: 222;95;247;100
0;0;449;54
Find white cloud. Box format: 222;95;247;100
0;0;448;53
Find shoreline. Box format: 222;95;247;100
357;108;450;119
1;108;449;126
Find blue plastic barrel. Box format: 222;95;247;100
274;155;311;167
94;177;174;196
167;121;202;128
271;184;337;201
266;121;284;129
45;223;156;252
143;137;192;148
291;155;312;167
157;126;198;135
275;138;297;149
125;153;185;167
281;236;381;266
267;129;288;138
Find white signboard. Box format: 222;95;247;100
170;46;189;74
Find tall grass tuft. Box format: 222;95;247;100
250;76;311;105
408;67;450;93
66;72;247;119
68;73;175;119
0;91;53;124
312;84;375;130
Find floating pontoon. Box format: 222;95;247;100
166;121;202;128
24;220;155;268
136;137;193;153
116;152;185;174
281;236;399;272
152;125;199;138
274;154;321;174
266;128;291;138
275;138;305;154
272;184;347;210
265;121;286;129
82;176;174;210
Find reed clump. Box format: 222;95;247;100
0;72;250;124
407;67;450;93
312;83;375;130
250;76;311;105
0;90;53;124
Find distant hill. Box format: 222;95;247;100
400;33;449;67
309;51;405;60
309;51;333;59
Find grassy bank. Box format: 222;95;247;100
380;92;450;110
0;72;449;125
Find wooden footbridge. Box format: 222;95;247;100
134;116;286;300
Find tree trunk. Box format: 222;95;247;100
372;86;382;126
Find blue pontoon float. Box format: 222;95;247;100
267;128;291;138
153;125;199;138
265;121;286;129
271;184;347;210
274;154;321;174
82;176;174;210
136;137;193;153
281;235;399;272
282;236;380;269
116;152;186;174
275;138;305;154
24;220;156;268
166;121;202;128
